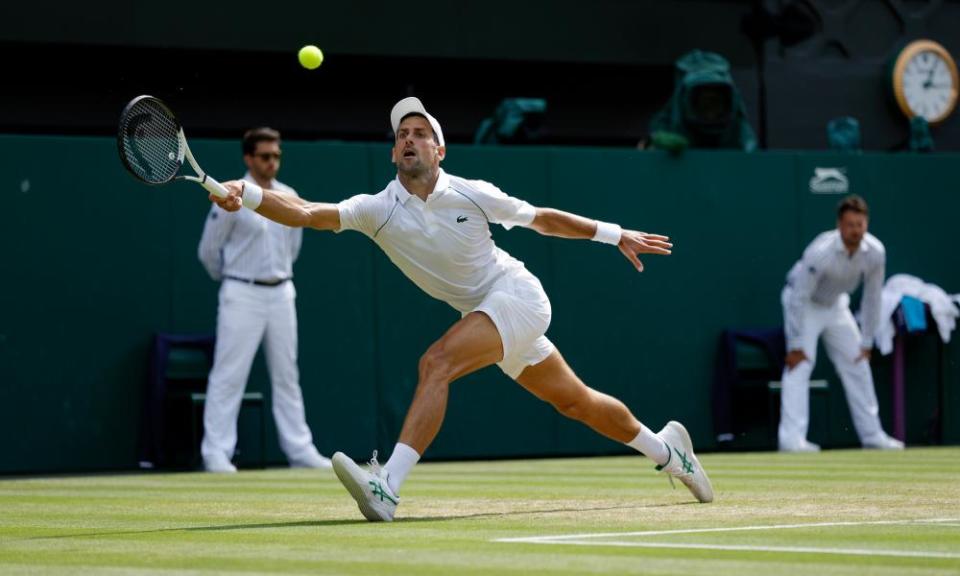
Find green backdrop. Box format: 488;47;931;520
1;137;957;473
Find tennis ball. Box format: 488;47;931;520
298;45;324;70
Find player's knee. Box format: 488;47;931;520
553;391;591;421
418;346;453;385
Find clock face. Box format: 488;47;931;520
902;50;956;121
893;40;959;124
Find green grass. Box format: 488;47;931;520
1;448;958;575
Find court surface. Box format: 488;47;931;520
1;447;957;575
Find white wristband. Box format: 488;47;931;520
592;221;622;245
242;181;263;210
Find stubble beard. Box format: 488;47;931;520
252;167;276;183
398;157;435;181
842;233;862;251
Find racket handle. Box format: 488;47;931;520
201;175;229;198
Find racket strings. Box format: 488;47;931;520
119;98;182;184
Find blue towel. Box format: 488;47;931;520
900;295;927;333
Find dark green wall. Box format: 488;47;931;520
1;137;957;473
0;1;755;65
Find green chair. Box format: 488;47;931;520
141;333;265;470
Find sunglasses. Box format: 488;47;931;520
254;152;282;161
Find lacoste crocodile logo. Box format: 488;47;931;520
456;215;469;223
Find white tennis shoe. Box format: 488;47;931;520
289;447;333;469
332;451;400;522
655;421;714;503
779;438;821;453
203;453;237;474
862;433;905;450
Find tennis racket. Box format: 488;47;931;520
117;95;227;198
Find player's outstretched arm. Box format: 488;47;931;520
210;180;342;231
527;207;671;272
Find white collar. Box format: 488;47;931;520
392;169;450;204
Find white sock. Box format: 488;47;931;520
626;425;670;465
383;443;420;495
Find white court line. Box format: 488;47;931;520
503;540;960;560
495;518;960;543
494;518;960;559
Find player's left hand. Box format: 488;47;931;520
857;348;872;362
618;230;672;272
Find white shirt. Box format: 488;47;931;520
198;173;303;282
784;229;886;350
336;169;536;313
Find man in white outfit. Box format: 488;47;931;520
208;98;715;520
198;127;331;473
779;194;904;453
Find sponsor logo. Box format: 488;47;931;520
456;215;469;223
809;167;849;194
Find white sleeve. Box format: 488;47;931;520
462;180;536;230
197;205;236;281
290;226;303;263
859;247;886;349
336;194;389;238
785;249;826;351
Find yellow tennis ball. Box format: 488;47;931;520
298;45;324;70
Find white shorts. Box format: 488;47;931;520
473;269;555;379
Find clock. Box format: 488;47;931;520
891;39;958;125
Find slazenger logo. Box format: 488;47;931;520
809;167;849;194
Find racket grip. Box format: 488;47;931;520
201;175;229;198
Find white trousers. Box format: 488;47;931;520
201;280;316;463
779;287;886;447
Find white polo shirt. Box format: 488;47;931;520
336;169;537;313
784;229;886;350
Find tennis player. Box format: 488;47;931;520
209;97;714;521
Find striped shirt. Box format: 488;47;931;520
784;229;886;350
336;169;536;313
198;173;303;282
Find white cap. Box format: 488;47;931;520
390;97;445;147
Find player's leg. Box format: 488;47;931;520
515;350;713;503
778;288;823;452
262;282;329;468
201;281;267;472
396;310;504;454
373;311;501;493
514;349;643;444
822;302;902;449
331;310;504;521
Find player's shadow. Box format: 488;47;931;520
191;501;696;529
395;501;697;524
31;501;696;539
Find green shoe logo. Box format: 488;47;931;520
675;447;694;475
369;480;398;505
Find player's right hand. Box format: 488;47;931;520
210;180;244;212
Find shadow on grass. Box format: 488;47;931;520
30;501;696;540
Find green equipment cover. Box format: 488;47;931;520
648;50;757;152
